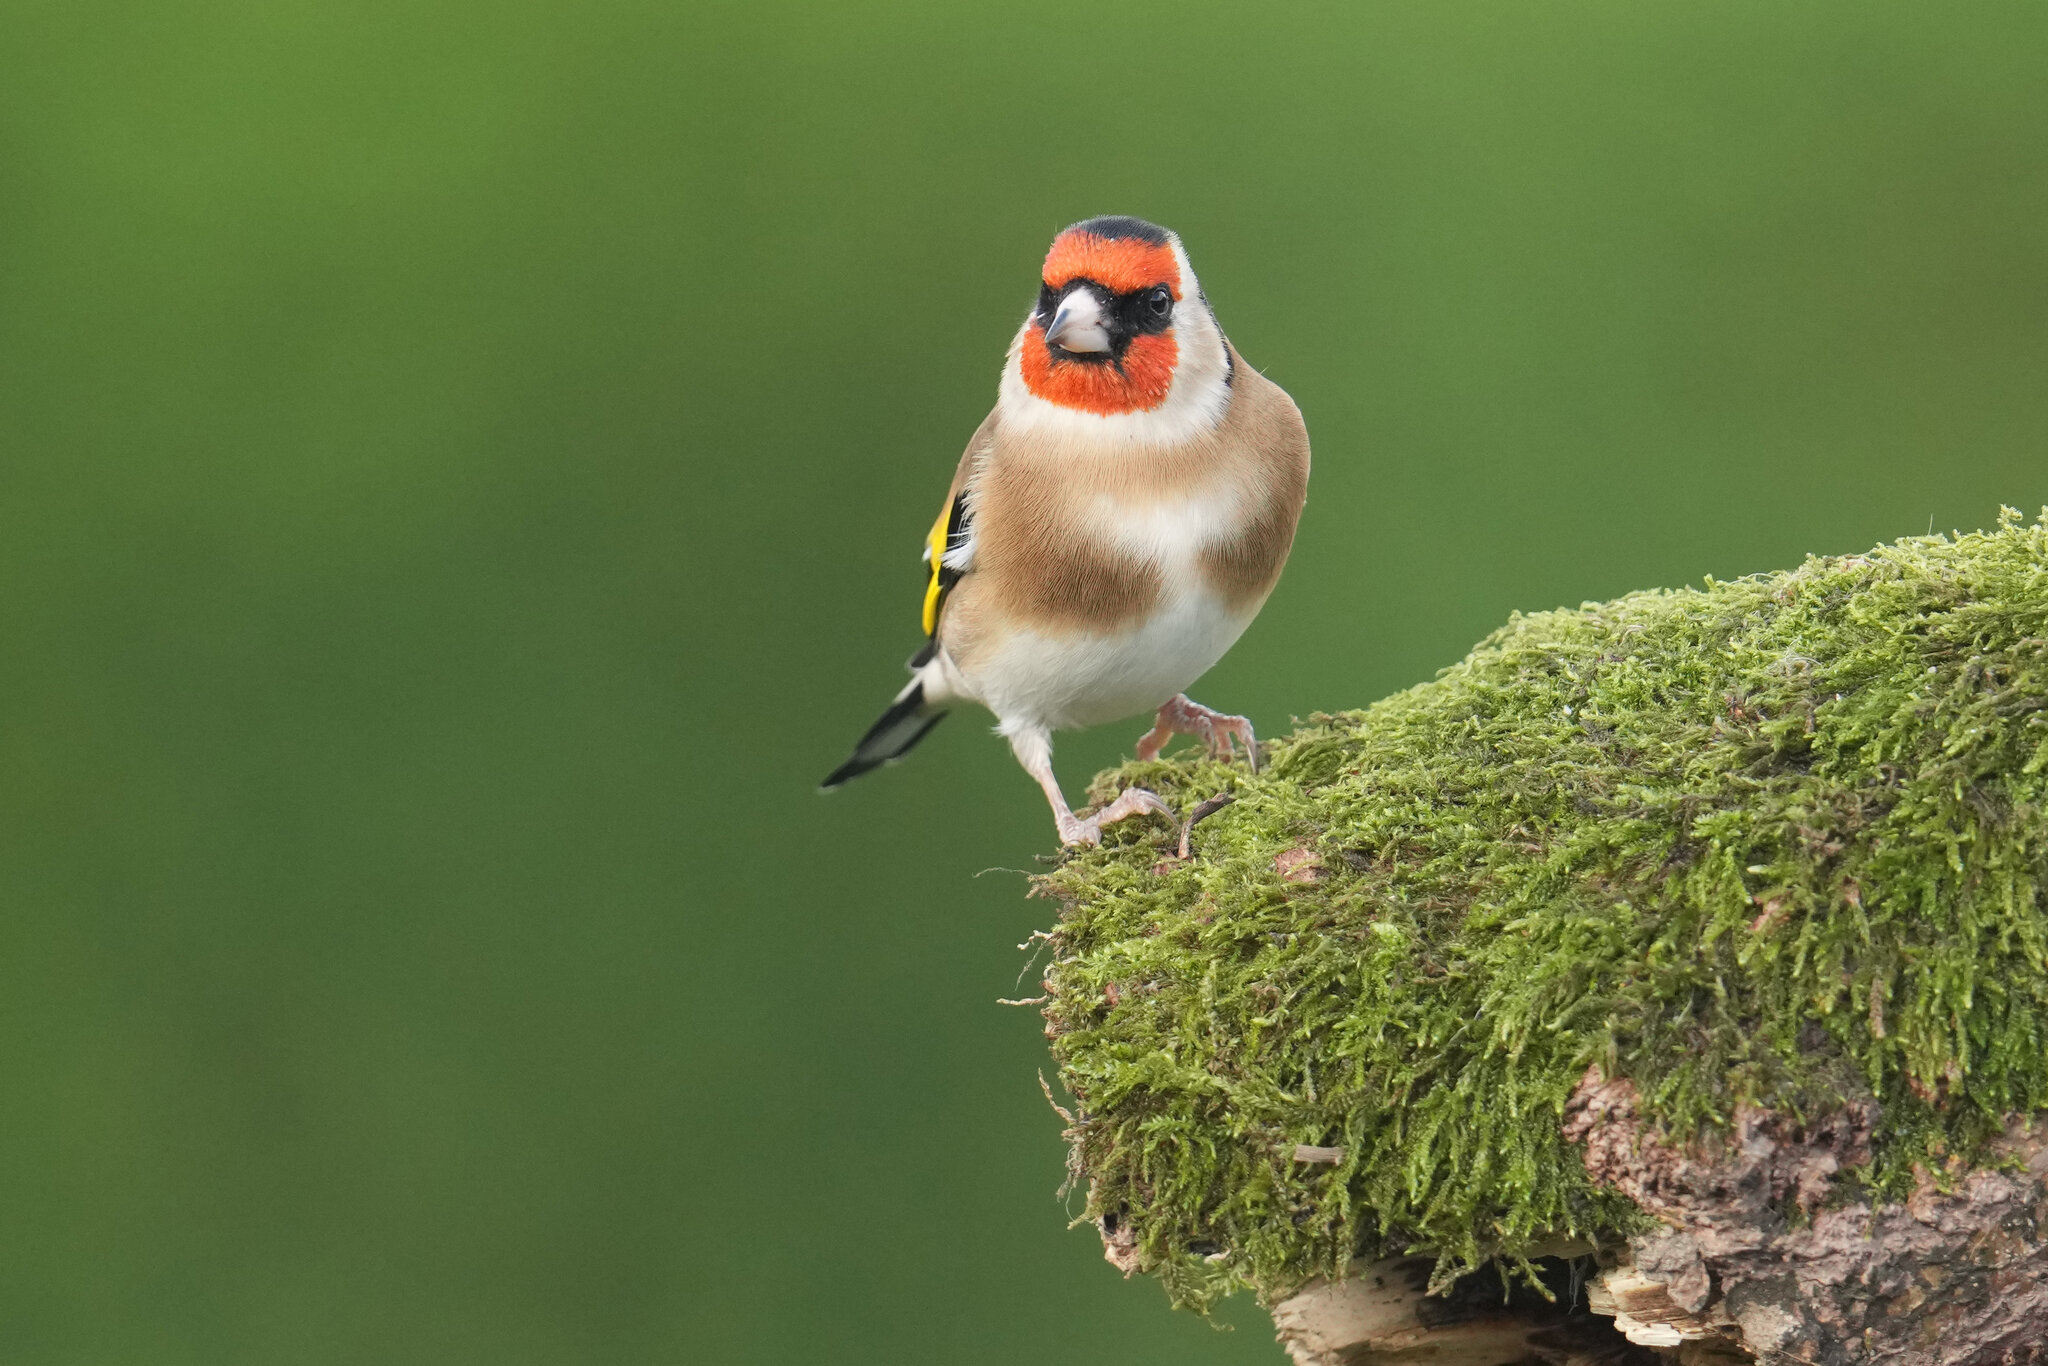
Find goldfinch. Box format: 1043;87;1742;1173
822;216;1310;847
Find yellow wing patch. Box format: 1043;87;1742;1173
921;496;953;636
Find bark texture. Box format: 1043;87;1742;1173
1272;1253;1643;1366
1265;1078;2048;1366
1562;1070;2048;1365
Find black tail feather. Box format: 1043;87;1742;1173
820;683;947;789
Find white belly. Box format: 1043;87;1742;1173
966;589;1253;733
959;586;1256;732
931;479;1266;731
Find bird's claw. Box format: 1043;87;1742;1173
1203;714;1258;770
1138;696;1260;773
1059;787;1174;847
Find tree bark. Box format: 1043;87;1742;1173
1263;1078;2048;1366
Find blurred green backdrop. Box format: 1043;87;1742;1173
2;1;2045;1361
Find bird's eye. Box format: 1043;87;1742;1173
1147;287;1173;317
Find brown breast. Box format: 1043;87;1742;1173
948;347;1311;644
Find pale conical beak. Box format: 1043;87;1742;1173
1043;290;1113;354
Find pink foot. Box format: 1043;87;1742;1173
1057;788;1173;848
1134;695;1260;772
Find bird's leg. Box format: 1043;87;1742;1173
1134;694;1260;772
1133;712;1177;762
1007;724;1172;848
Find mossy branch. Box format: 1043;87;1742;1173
1035;511;2048;1338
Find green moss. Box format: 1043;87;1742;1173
1039;511;2048;1312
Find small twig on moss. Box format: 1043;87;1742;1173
1176;790;1237;859
1037;1071;1074;1125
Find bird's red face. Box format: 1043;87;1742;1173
1020;217;1184;416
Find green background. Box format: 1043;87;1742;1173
3;2;2045;1361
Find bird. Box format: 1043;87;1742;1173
821;215;1310;847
